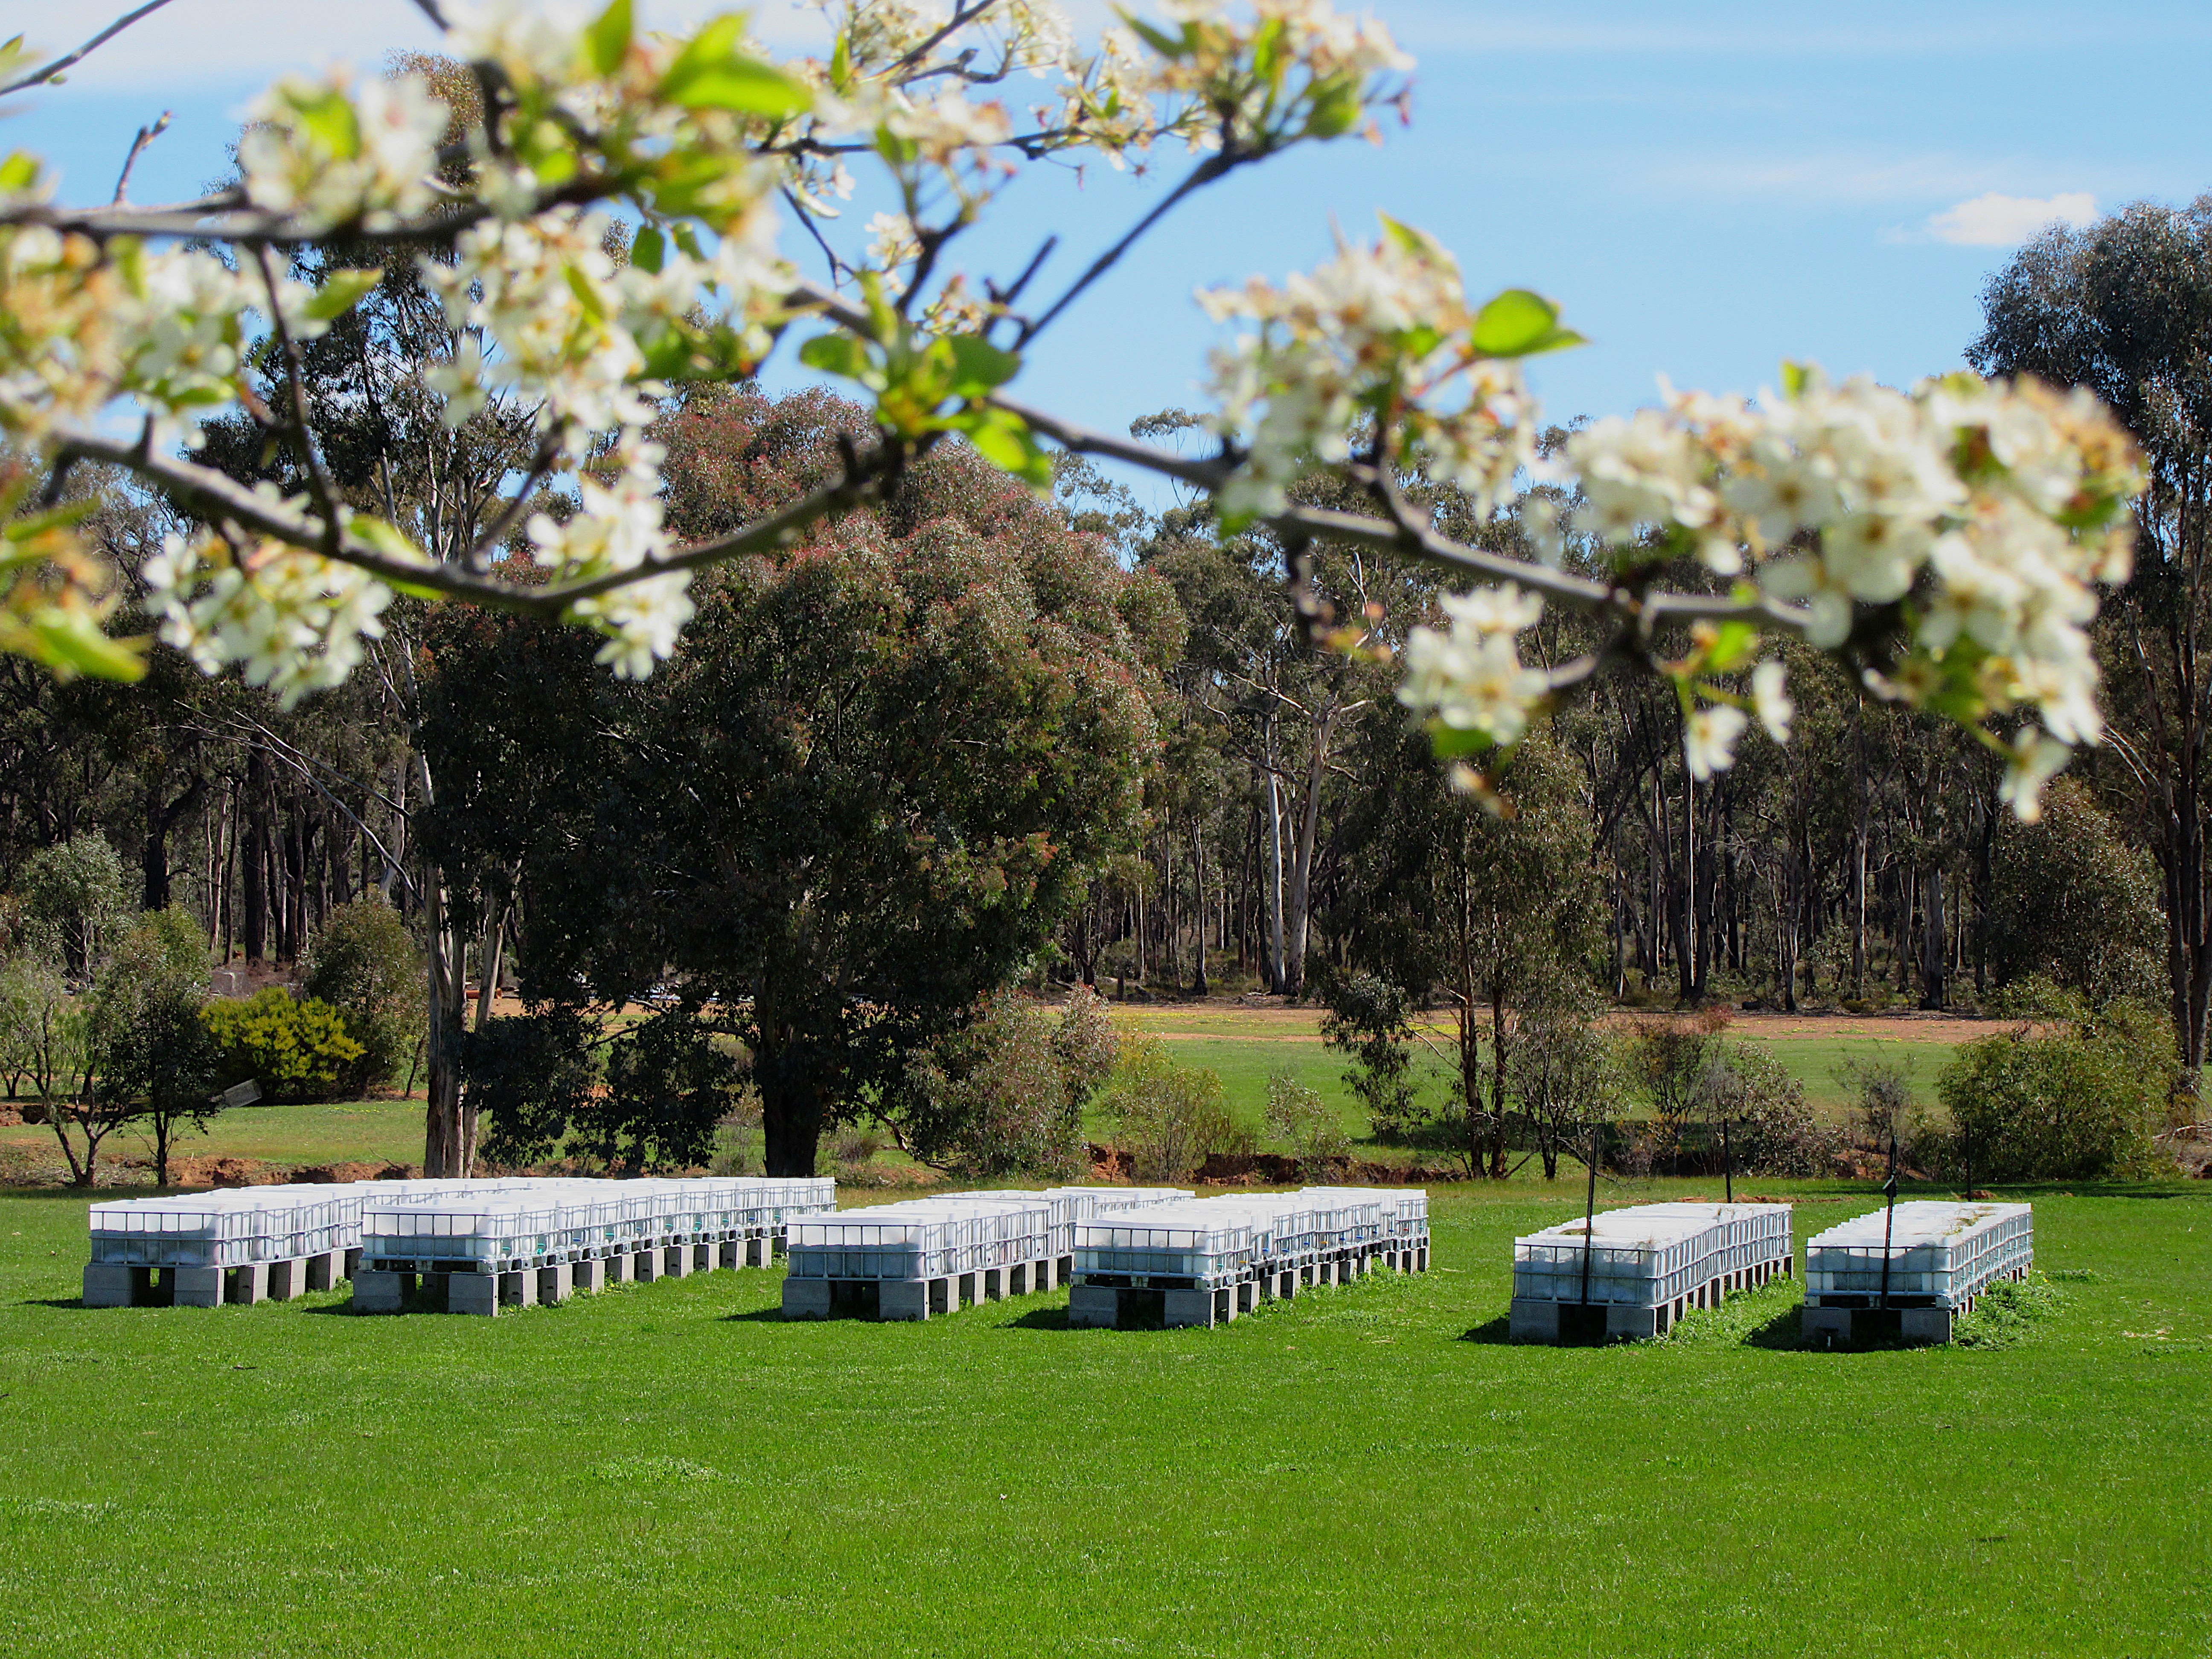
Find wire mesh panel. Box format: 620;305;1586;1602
1513;1202;1793;1309
1803;1202;2032;1309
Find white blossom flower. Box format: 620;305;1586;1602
1751;660;1793;743
1683;703;1748;781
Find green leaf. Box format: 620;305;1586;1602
942;335;1020;398
963;410;1054;487
1427;722;1496;760
1470;288;1584;358
661;17;812;116
12;615;147;683
798;333;873;381
585;0;633;76
1119;13;1189;58
631;224;665;274
301;268;384;323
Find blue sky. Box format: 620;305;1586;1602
10;0;2212;487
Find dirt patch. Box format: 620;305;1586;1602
291;1161;420;1184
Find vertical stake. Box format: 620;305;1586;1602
1878;1131;1899;1310
1579;1116;1599;1306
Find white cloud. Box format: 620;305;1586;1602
1924;190;2097;246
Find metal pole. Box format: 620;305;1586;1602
1720;1114;1732;1204
1579;1116;1599;1305
1878;1131;1899;1310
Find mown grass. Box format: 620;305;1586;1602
0;1178;2205;1657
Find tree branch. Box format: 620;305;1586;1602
0;0;180;97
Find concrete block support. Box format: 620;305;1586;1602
306;1250;343;1292
1162;1288;1216;1329
1900;1307;1955;1344
1509;1298;1563;1343
351;1269;407;1313
225;1263;269;1306
83;1263;134;1307
878;1280;931;1321
781;1278;832;1319
537;1263;572;1305
1067;1285;1121;1328
448;1274;498;1316
572;1257;607;1294
1604;1303;1658;1340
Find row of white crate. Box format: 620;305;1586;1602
1512;1203;1797;1309
1802;1202;2034;1309
88;1177;836;1272
1511;1201;2035;1314
1067;1189;1432;1292
784;1188;1193;1283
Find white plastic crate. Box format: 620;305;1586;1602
1071;1199;1257;1289
1513;1202;1793;1309
1803;1201;2032;1309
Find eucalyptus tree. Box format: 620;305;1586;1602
1971;197;2212;1062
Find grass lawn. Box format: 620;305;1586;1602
0;1177;2204;1657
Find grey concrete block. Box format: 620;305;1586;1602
573;1257;607;1293
1799;1304;1851;1343
1605;1304;1658;1340
1067;1285;1121;1328
1901;1307;1954;1344
82;1263;134;1308
781;1278;832;1319
1163;1289;1216;1329
225;1263;269;1306
448;1274;499;1316
537;1263;571;1304
879;1280;931;1321
305;1250;342;1292
350;1269;407;1314
1510;1298;1566;1343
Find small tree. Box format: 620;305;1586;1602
19;835;130;981
303;900;426;1092
1104;1036;1251;1184
76;908;225;1187
1320;970;1427;1144
1263;1072;1349;1177
1509;1002;1621;1180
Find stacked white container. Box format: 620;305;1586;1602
1508;1201;1795;1342
1801;1200;2033;1345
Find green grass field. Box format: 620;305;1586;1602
0;1177;2204;1657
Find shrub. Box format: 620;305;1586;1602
200;988;365;1104
1264;1072;1349;1176
1934;999;2170;1182
900;989;1112;1179
1104;1035;1251;1183
303;900;425;1090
